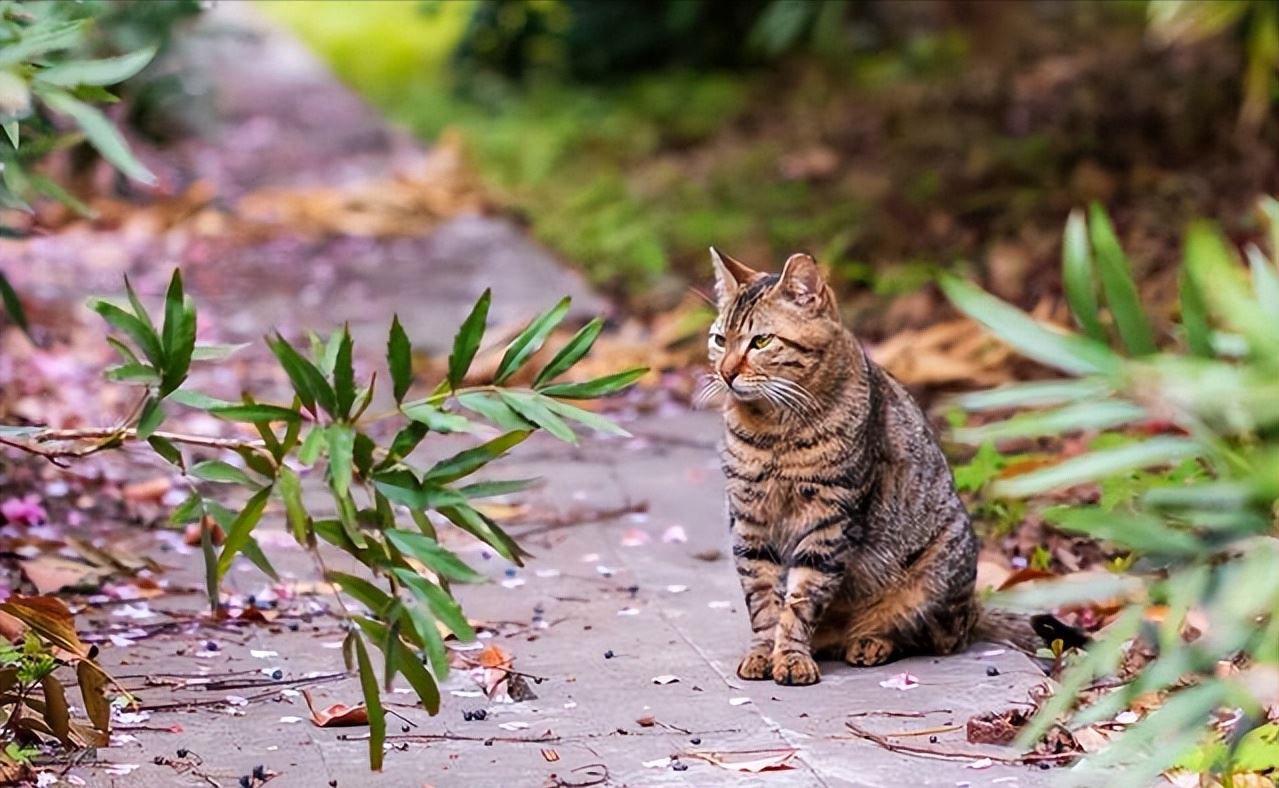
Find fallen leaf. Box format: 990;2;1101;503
636;715;657;727
967;757;994;770
728;697;751;706
540;748;559;762
20;556;105;594
122;476;170;503
687;748;797;773
302;689;368;727
0;595;88;658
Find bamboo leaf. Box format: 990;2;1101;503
147;435;183;470
456;391;534;430
422;431;531;484
208;404;299;423
1062;208;1106;342
993;437;1204;497
385;314;413;404
35;45;157;87
401;403;479;434
159;270;195;396
352;634;386;771
136;396;165;440
498;390;577;443
385;530;486;583
494;297;571;383
39;89;155;184
940;275;1121;376
333;325;355;419
277;466;312;547
268;333;336;418
190;460;255;486
953;401;1147;444
90;299;163;367
537;367;648;399
215;486;272;579
392;568;475;641
541;396;631;437
327;424;355;497
1089;202;1156;355
394;636;441;714
534;317;603;387
0;271;29;337
448;289;490;390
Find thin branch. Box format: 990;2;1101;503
844;721;1078;765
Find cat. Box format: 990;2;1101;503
703;248;1082;685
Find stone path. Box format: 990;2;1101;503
11;5;1059;787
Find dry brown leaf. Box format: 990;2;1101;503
122;476;170;503
302;688;369;727
20;556;106;594
540;748;560;763
0;595;88;659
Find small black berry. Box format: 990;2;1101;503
271;669;283;680
153;756;165;765
176;748;189;758
463;710;474;721
689;737;701;745
288;622;300;632
472;708;487;721
986;666;1000;677
929;735;938;743
253;765;267;780
239;776;251;788
672;761;689;772
204;640;218;651
330;781;338;787
484;738;494;746
1040;763;1051;770
401;725;410;733
604;650;614;659
533;677;543;684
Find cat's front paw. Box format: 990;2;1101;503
844;636;895;667
736;648;773;680
772;650;820;686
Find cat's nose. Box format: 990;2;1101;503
721;368;738;386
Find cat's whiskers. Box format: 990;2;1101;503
693;374;729;409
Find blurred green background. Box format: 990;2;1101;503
257;0;1278;326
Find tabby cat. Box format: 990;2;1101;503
704;248;1080;686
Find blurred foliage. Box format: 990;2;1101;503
0;0;198;221
945;198;1279;785
1149;0;1279;132
1;270;642;771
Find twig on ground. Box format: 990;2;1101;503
510;502;647;540
847;708;953;719
844;721;1077;765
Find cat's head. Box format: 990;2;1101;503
705;248;843;411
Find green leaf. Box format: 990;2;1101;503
387;315;412;404
38;89;154;185
401;403;479;434
1061;209;1106;342
437;503;529;565
1044;506;1202;555
277;466;312;546
327;424;355;497
458;478;540;499
0;272;29;338
498;391;577;443
106;336;140;366
208;404;300;423
939;275;1121;376
159;270;195;396
456;392;534;430
169;492;202;525
136;396;165;440
352;634;386;771
0;21;86;66
333;325;355;419
2;121;18;149
422;430;532;484
385;530;486;583
239;536;278;581
215;486;272;579
542;397;631;437
298;426;327;465
35;45;157;87
166;390;234;410
536;367;647;399
147;435;183;470
952;441;1007;492
1186;222;1279;360
952;401;1147;444
190;460;256;486
90;300;164;367
1178;261;1214;358
381;422;428;467
1246;243;1279;319
1089;203;1157;355
327;572;394;615
200;514;218;611
534;317;603;387
105;363;160;384
190;342;249;361
448;289;490;390
494;297;571;383
401;601;449;678
268;333;336;418
394;634;441;714
391;569;475;641
123;275;156;334
993;437;1204;497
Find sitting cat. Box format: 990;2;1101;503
704;248;1082;686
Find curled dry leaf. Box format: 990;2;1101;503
966;708;1030;746
302;688;369;727
0;595;88;658
685;748;797;773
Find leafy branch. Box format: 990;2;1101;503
0;270;645;771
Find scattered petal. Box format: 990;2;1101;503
665;585;688;594
661;525;687;544
707;601;732;609
966;758;994;770
620;528;651;547
103;764;140;776
643;757;672;769
500;578;526;589
279;716;303;724
250;649;279;658
534;569;561;579
617;607;639;616
878;672;920;691
498;721;529;731
729;697;752;706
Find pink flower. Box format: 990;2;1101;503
1;495;47;526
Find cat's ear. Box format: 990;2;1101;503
776;253;827;308
710;247;762;302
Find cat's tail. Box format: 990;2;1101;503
973;606;1090;653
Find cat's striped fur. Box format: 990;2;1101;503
705;249;1078;685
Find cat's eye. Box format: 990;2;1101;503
750;334;774;349
711;333;726;347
